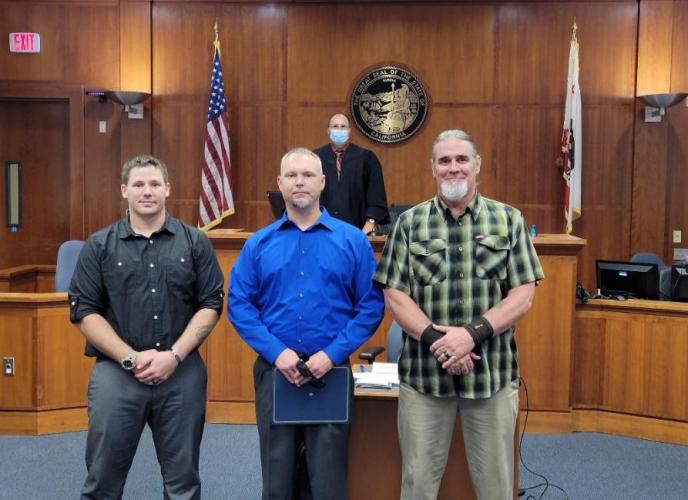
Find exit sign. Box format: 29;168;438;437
9;33;41;53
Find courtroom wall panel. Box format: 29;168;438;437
1;0;687;287
0;2;119;89
667;106;688;263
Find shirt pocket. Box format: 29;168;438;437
165;251;196;300
475;235;509;280
410;239;448;287
103;259;140;296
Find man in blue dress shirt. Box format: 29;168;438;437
229;147;384;500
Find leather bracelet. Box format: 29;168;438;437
420;323;444;347
169;348;182;365
463;316;494;346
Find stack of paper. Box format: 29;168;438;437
353;362;399;389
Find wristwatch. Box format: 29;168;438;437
120;352;137;371
169;348;183;365
366;218;375;225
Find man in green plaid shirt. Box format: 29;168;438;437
373;129;544;500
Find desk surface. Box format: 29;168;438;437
579;297;688;314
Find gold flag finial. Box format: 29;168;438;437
213;19;220;52
571;19;578;42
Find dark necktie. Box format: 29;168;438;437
334;151;344;180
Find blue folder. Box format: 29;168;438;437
272;366;351;424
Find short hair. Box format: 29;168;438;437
327;113;350;128
432;129;479;160
121;155;169;184
280;148;323;175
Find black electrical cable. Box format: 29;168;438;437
518;376;570;500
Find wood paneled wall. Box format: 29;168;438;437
1;1;688;287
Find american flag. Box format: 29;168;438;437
560;22;582;235
198;36;234;230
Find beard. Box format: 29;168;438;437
440;180;469;201
290;194;313;209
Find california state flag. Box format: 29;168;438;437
560;23;582;234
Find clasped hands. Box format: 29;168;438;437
132;349;179;386
275;349;333;386
429;325;481;376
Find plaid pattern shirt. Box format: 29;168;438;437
373;193;544;398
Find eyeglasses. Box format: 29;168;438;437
296;360;326;389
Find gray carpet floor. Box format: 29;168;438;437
1;424;687;499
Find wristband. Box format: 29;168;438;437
420;324;444;347
169;348;182;365
463;316;494;346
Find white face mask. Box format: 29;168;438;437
329;129;350;146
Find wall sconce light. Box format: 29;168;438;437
104;91;151;120
638;93;687;123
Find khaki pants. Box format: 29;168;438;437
398;379;519;500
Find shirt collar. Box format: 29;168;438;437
276;207;335;232
432;192;484;222
118;213;177;239
330;143;350;155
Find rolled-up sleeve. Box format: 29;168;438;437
68;239;105;324
192;233;225;314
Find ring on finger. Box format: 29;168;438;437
443;351;451;359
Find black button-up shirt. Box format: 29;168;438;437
69;215;225;357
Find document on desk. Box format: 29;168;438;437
353;362;399;389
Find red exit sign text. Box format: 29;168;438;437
9;33;41;53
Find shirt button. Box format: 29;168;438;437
297;339;302;343
154;315;158;320
299;271;304;276
459;246;463;252
117;262;122;267
459;273;464;278
71;301;76;306
155;342;161;347
152;288;156;293
180;258;185;263
298;292;303;298
149;240;153;245
149;263;154;268
298;316;303;320
301;250;305;255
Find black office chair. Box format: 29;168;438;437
376;204;413;236
359;320;403;364
630;252;671;300
55;240;85;292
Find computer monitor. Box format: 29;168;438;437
596;260;659;299
266;191;285;220
670;265;688;302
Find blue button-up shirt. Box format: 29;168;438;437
228;209;384;365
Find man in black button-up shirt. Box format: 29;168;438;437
69;155;224;500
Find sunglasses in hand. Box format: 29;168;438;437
296;360;326;389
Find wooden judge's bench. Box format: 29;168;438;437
2;234;686;467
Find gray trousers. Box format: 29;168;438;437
80;351;207;500
254;357;351;500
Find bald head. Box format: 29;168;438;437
328;114;350;129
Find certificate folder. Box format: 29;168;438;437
272;367;351;424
